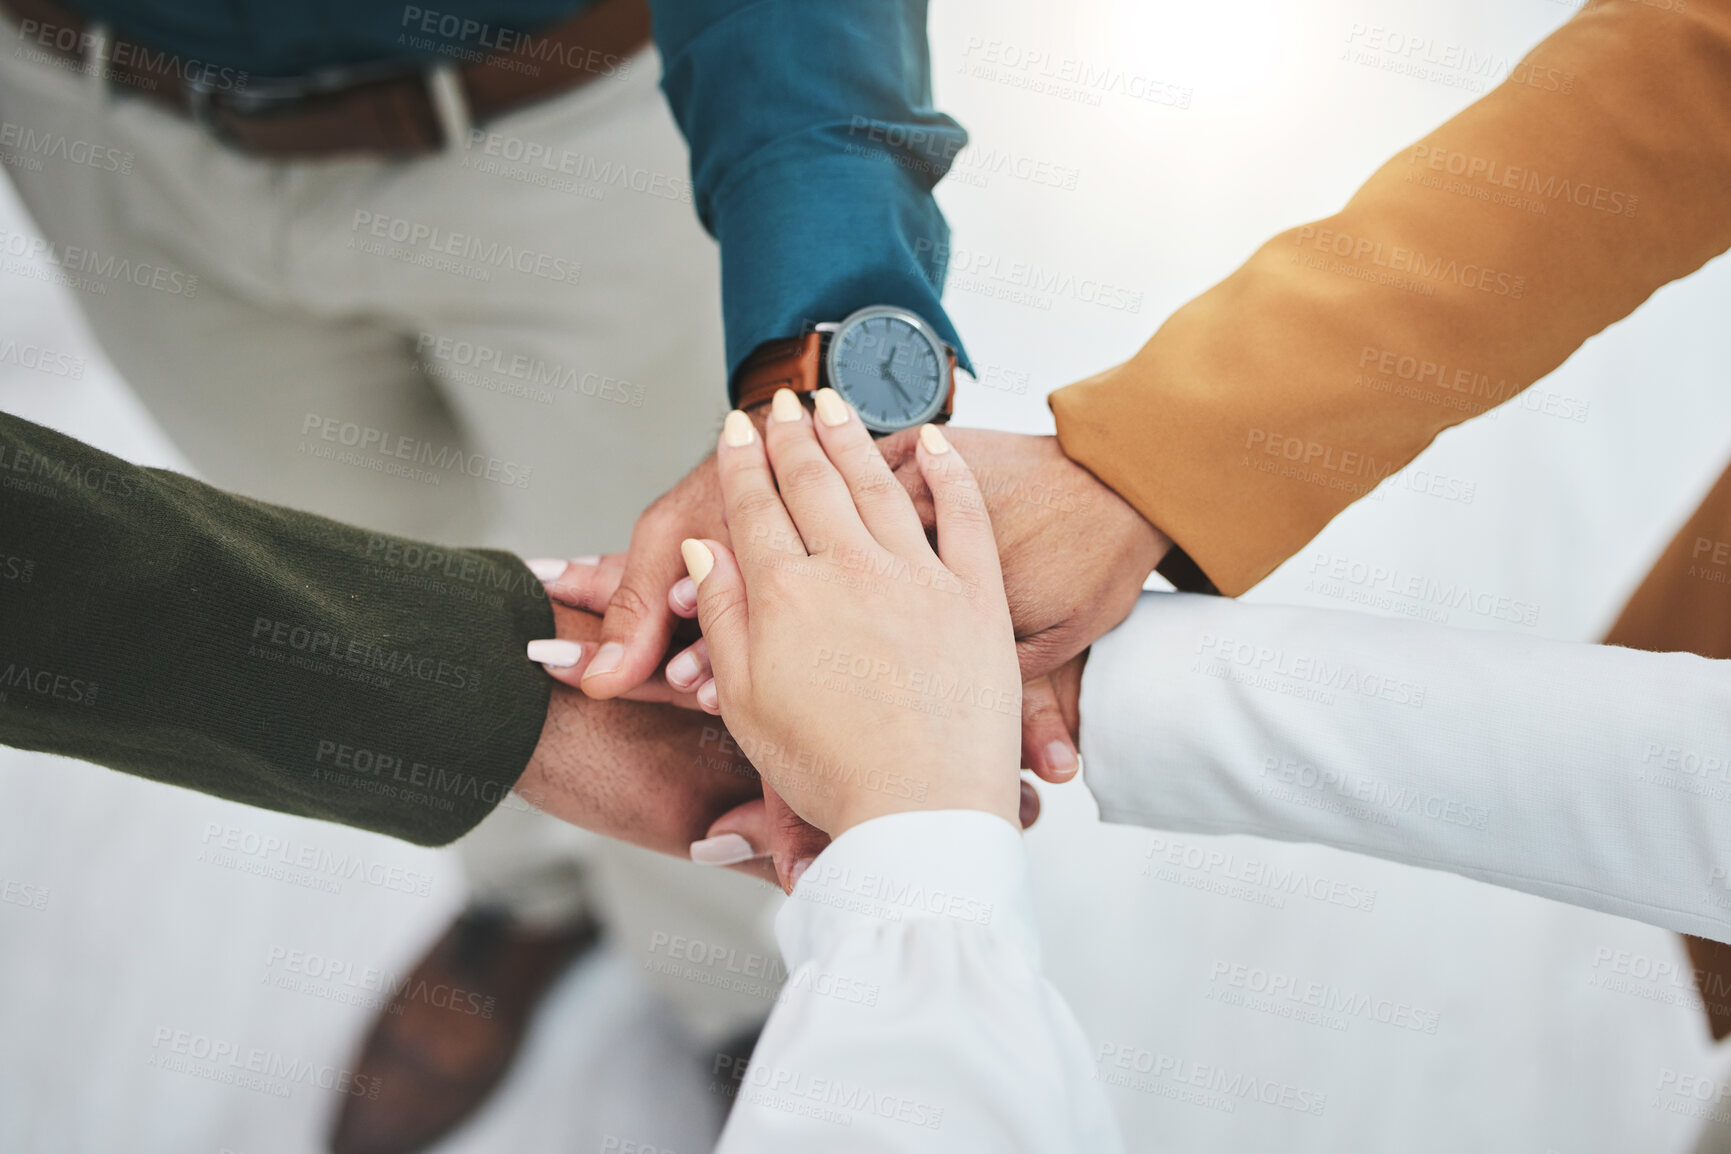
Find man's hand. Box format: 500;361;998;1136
1019;651;1087;785
883;428;1164;779
513;600;763;858
576;409;780;702
563;417;1167;784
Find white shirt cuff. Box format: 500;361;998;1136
775;810;1039;973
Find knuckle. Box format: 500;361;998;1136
732;486;788;520
779;458;838;497
604;581;656;626
851;462;903;500
943;491;992;529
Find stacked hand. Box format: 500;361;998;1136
684;389;1025;865
519;408;1151;884
541;417;1164;774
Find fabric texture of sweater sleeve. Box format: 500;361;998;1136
1051;0;1731;594
0;412;553;845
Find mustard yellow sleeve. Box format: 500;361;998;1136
1052;0;1731;595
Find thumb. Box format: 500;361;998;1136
763;784;830;894
683;538;749;693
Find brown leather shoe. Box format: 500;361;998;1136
329;906;600;1154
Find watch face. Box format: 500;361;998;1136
826;307;948;432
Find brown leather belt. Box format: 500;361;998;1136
0;0;651;158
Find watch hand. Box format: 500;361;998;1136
879;359;917;407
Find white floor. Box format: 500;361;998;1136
6;0;1731;1151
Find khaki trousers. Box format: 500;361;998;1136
0;24;779;1043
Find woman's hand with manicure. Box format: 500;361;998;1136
680;391;1025;840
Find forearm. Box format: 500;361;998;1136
717;811;1123;1152
650;0;970;382
1053;0;1731;594
1082;593;1731;941
0;412;552;845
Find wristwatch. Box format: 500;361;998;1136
732;305;957;433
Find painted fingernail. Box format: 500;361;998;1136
670;577;698;613
697;680;719;711
788;857;815;890
681;538;714;586
723;409;756;447
813;387;850;427
919;424;951;454
571;554;600;567
579;641;624;680
525;558;567;582
771;387;804;424
690;833;758;867
526;639;583;668
666;648;701;687
1044;740;1078;778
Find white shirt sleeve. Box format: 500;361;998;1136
713;810;1124;1154
1081;592;1731;942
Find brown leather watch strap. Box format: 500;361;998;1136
733;334;825;413
732;332;958;425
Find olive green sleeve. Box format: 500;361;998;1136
0;412;554;846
